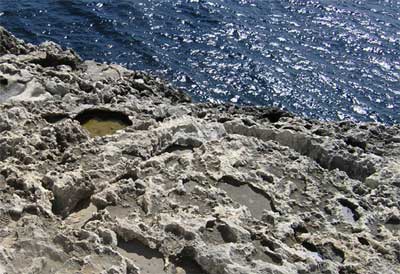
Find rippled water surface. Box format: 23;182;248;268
1;0;399;123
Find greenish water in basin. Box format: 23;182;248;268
76;109;132;137
82;118;128;137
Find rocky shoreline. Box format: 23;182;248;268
0;26;399;274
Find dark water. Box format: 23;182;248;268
0;0;399;124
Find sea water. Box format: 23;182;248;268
0;0;399;124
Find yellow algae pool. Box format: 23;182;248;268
76;109;132;137
82;118;128;137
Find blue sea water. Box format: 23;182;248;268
0;0;399;124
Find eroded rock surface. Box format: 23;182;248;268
0;26;399;274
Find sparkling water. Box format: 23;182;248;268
1;0;399;124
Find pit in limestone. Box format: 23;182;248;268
75;109;132;137
218;175;273;219
117;238;166;274
0;78;26;103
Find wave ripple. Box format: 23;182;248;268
1;0;399;123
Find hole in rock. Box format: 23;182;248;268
197;111;207;119
319;242;345;263
358;237;369;246
0;77;8;86
217;225;237;243
339;267;359;274
263;250;283;265
292;224;308;239
328;156;374;182
205;220;216;229
43;113;70;124
117;238;166;274
344;136;367;150
302;241;318;252
386;215;400;225
217;117;232;123
165;224;196;241
218;175;272;219
385;216;400;232
163;144;194;154
171;247;206;274
70;197;91;215
260;108;289;123
253;240;283;265
201;220;226;245
30;53;79;69
302;241;323;261
338;199;360;223
115;169;139;183
260;238;277;251
23;205;43;216
242;118;256;127
75;109;132;137
51;191;93;219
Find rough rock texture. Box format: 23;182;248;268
0;26;399;274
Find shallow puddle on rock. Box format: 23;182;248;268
338;199;359;224
106;194;145;220
341;205;356;224
75;109;132;137
107;205;133;220
169;181;213;215
0;81;25;103
309;251;323;262
64;203;97;228
117;239;166;274
107;204;143;220
218;181;271;219
82;118;127;137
